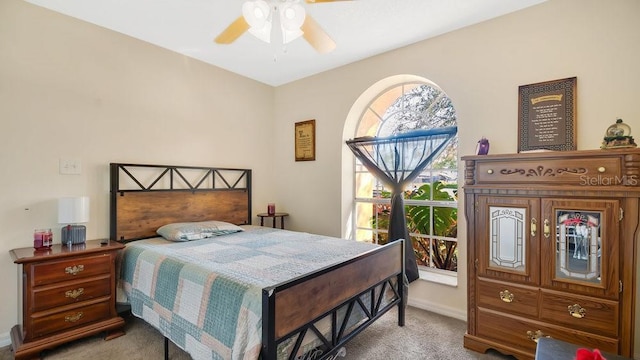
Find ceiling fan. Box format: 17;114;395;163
214;0;352;54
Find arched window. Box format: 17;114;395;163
352;80;458;278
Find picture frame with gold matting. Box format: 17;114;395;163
295;119;316;161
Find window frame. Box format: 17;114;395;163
350;80;459;283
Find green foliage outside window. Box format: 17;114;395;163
372;181;458;271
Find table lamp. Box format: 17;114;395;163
58;196;90;245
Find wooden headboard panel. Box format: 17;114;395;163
110;163;251;242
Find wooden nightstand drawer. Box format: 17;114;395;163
477;278;539;318
31;300;112;338
31;275;112;312
31;253;111;286
540;290;618;338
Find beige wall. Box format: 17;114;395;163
2;0;640;355
0;0;275;344
272;0;640;349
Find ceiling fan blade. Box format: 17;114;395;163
305;0;353;3
301;15;336;53
214;16;249;44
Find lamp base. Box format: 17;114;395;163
61;225;86;245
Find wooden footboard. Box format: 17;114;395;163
262;239;406;360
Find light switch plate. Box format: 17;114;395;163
59;159;82;175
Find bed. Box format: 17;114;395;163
110;163;406;360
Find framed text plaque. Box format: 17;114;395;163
518;77;577;152
295;119;316;161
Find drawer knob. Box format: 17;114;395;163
65;265;84;275
65;288;84;299
499;290;514;303
568;304;586;319
64;312;84;323
526;330;549;343
598;167;606;173
487;169;494;174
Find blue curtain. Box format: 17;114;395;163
346;126;458;282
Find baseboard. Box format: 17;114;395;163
0;330;10;348
407;297;467;322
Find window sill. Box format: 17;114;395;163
418;268;458;287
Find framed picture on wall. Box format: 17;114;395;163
295;119;316;161
518;77;577;152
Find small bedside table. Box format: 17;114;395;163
257;212;289;229
9;240;126;360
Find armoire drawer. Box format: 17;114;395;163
474;156;622;186
477;308;619;355
540;290;619;338
477;278;539;318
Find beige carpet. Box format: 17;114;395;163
0;306;514;359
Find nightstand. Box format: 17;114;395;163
257;212;289;229
9;240;125;360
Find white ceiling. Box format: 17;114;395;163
25;0;546;86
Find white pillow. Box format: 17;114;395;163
156;220;243;242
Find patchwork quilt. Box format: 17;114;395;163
118;226;380;360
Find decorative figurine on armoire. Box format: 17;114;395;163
601;118;637;149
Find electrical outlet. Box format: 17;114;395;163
59;159;82;175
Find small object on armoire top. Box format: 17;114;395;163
476;137;490;155
601;118;637;149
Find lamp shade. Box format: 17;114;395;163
243;0;272;43
280;2;305;44
58;196;90;224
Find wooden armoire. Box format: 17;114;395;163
462;149;640;359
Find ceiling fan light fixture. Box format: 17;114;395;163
242;0;273;43
279;2;306;44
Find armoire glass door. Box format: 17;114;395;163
541;199;619;298
477;196;540;284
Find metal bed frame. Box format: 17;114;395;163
110;163;405;360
